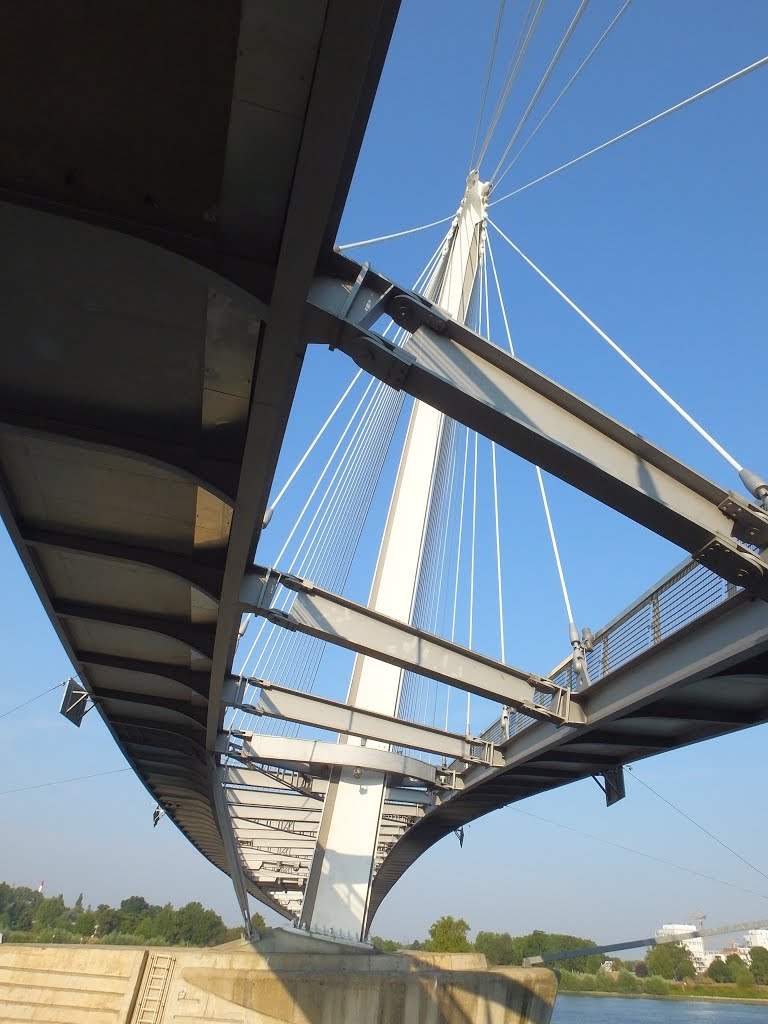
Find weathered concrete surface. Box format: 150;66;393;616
0;940;557;1023
0;944;147;1023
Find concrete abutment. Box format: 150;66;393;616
0;936;557;1023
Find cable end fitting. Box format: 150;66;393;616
739;468;768;510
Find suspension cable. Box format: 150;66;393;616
467;430;479;735
469;0;508;170
512;807;768;902
491;0;591;182
0;681;63;720
490;442;506;663
489;219;743;471
269;370;363;512
476;0;545;170
500;0;633;180
487;231;577;628
337;213;455;251
491;52;768;206
628;767;768;886
536;466;575;625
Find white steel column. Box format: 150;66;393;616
300;173;490;939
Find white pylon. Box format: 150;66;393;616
299;172;491;940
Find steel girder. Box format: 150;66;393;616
306;267;768;598
224;677;499;762
240;567;581;726
219;734;451;788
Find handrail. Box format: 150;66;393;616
479;559;738;746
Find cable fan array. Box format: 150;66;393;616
231;0;768;759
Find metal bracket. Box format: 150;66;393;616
718;494;768;547
344;333;416;391
693;537;768;593
385;291;450;336
592;765;626;807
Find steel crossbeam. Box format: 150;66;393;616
218;733;454;787
240;568;581;725
306;268;768;597
224;677;496;761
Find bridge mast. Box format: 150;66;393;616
299;171;491;940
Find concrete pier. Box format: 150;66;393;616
0;936;557;1023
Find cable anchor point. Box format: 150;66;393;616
739;468;768;511
569;622;594;691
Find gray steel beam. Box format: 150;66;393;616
0;412;239;502
226;791;325;811
566;730;667;749
22;525;224;597
386;787;434;807
225;677;493;762
308;271;768;597
223;765;323;796
90;685;206;725
232;808;322;825
219;733;450;788
55;600;215;658
240;569;581;725
78;651;210;698
204;0;402;754
626;703;757;725
212;763;255;936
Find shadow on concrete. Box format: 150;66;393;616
177;930;558;1024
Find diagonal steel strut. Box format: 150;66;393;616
306;264;768;598
240;566;583;725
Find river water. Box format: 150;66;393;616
552;995;768;1023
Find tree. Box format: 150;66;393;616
425;916;472;953
120;896;150;915
36;896;67;930
95;906;122;936
749;946;768;986
634;961;648;978
371;936;399;952
505;931;601;973
645;942;695;981
0;886;42;931
616;970;639;993
725;953;753;986
706;958;732;983
475;931;515;966
174;902;228;946
74;911;96;938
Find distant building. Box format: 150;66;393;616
655;924;712;973
656;922;768;973
745;929;768;951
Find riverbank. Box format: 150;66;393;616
557;970;768;1003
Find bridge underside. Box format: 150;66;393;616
368;588;768;924
0;0;400;918
3;0;768;936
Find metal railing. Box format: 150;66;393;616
480;558;738;747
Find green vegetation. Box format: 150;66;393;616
370;917;768;1003
0;883;261;947
426;916;473;953
645;940;695;981
750;946;768;985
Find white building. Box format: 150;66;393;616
655;924;712;973
745;929;768;951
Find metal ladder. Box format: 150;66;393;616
132;953;175;1024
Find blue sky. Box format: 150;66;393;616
2;0;768;945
